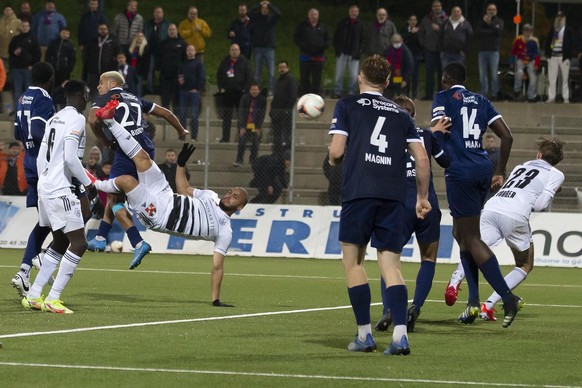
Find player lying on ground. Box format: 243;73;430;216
90;100;249;306
444;137;565;321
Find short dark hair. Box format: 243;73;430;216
360;54;391;86
8;141;20;149
64;79;88;98
277;60;288;67
443;62;467;84
538;136;564;166
31;62;54;85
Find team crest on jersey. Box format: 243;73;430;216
110;94;121;100
452;92;462;100
219;218;227;225
356;98;371;106
145;203;157;216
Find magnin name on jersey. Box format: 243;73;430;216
365;153;391;165
120;92;139;101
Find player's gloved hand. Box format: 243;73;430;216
87;184;99;203
91;199;105;218
177;143;196;167
212;299;235;307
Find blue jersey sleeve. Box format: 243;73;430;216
430;131;450;168
139;97;155;114
431;93;448;123
329;99;348;137
485;98;501;125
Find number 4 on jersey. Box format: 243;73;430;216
370;116;388;153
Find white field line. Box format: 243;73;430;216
1;264;581;288
0;362;579;388
1;299;580;340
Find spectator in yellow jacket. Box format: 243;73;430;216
178;7;211;63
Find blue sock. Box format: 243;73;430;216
413;261;436;311
126;226;143;248
21;224;51;267
479;255;512;303
347;284;371;325
380;277;389;314
385;285;408;326
460;251;480;306
97;221;113;240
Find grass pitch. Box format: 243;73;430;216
0;249;581;387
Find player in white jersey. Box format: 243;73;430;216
445;137;565;320
22;80;96;314
90;99;249;306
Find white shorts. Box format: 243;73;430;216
38;194;84;233
126;163;174;230
480;210;532;252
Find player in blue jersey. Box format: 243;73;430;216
87;71;188;268
430;62;523;328
375;95;451;333
10;62;56;297
329;55;431;356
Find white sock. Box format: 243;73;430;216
103;119;141;158
19;263;32;277
47;250;82;301
95;178;120;193
485;267;528;309
393;324;407;342
449;263;465;286
357;324;371;341
28;248;61;299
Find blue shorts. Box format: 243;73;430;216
110;148;155;179
403;205;442;245
446;174;490;218
339;198;406;253
26;177;38;208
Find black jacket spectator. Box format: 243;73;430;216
294;19;329;57
441;18;473;54
86;33;118;76
249;153;289;204
157;36;187;79
180;58;205;91
46;37;76;86
333;16;363;59
475;15;503;52
8;31;40;69
228;16;253;59
546;25;574;61
401;24;422;59
248;2;281;48
77;8;108;47
144;18;170;59
216;54;253;94
237;91;266;129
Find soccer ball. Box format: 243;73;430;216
297;93;325;120
110;240;124;253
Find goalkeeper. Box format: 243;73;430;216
90;100;249;307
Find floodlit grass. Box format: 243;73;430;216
0;249;581;387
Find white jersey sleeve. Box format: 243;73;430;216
484;159;565;222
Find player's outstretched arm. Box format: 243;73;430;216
150;105;189;139
489;118;513;190
408;141;432;219
328;134;346;166
176;143;196;197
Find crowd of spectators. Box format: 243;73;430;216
2;0;582;203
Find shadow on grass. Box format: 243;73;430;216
74;292;206;305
